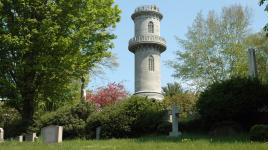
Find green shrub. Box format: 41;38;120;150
250;124;268;141
209;121;243;136
86;96;166;138
0;105;22;138
41;101;95;139
197;77;268;129
162;82;198;122
180;118;207;133
156;121;171;134
163;93;198;121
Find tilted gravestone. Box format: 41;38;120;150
0;128;4;142
25;133;37;142
169;105;181;137
41;125;63;143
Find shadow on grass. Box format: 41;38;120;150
134;133;251;144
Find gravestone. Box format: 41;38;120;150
248;48;258;78
0;128;4;142
41;125;63;143
169;105;181;137
25;133;37;142
96;126;101;140
16;135;23;142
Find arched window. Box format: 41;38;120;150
148;55;154;71
148;21;154;33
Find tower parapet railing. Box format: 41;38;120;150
128;35;166;52
134;5;160;13
132;5;163;20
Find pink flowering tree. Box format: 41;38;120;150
86;83;128;108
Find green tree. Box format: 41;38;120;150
260;0;268;35
162;83;197;121
0;0;120;131
162;82;183;97
245;32;268;83
169;5;251;90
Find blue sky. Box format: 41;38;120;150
88;0;268;93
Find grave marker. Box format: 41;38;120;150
41;125;63;143
0;128;4;142
169;105;181;137
248;48;258;78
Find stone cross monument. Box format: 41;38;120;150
128;5;166;100
169;105;181;137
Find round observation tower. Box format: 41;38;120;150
128;5;166;100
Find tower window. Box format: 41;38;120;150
149;55;154;71
148;21;154;33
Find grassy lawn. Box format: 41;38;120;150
0;134;267;150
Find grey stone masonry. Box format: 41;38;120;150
0;128;3;142
248;48;258;78
96;126;101;140
129;5;166;100
169;105;181;137
41;125;63;143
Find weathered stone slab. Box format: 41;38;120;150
41;125;63;143
169;105;181;137
16;135;23;142
25;133;37;142
96;126;101;140
0;128;4;142
248;48;258;78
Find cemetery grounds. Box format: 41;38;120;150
0;134;267;150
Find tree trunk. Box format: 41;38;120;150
19;71;36;132
81;76;85;101
21;88;35;132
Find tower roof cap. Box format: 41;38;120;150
132;5;163;20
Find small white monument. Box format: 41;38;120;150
41;125;63;143
17;135;23;142
169;105;181;137
0;128;4;142
25;133;37;142
248;48;258;78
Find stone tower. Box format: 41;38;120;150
128;5;166;100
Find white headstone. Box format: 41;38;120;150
248;48;258;78
25;133;37;142
17;135;23;142
83;89;87;100
0;128;4;142
41;125;63;143
96;126;101;140
169;105;181;137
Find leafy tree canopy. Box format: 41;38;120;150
86;82;128;108
169;5;251;90
162;83;197;121
0;0;121;130
260;0;268;35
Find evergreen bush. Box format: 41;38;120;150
41;101;95;139
197;77;268;130
250;124;268;141
86;96;166;138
